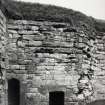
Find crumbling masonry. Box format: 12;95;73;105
0;4;105;105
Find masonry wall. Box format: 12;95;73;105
0;2;105;104
6;20;96;105
92;32;105;100
1;6;105;105
0;9;7;105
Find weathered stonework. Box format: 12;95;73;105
0;4;105;105
0;9;7;105
92;32;105;100
6;20;96;105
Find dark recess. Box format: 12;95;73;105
8;78;20;105
49;91;64;105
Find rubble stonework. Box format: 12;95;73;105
6;20;96;105
0;4;105;105
0;9;7;105
92;32;105;100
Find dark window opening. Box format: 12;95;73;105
8;78;20;105
49;91;64;105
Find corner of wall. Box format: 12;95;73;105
0;8;8;105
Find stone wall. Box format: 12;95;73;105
7;20;96;105
92;32;105;100
0;2;105;104
0;9;7;105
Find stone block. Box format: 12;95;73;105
65;102;78;105
27;88;38;93
28;41;42;46
18;30;38;35
31;26;39;31
8;30;18;34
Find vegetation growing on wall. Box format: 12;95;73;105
0;0;105;32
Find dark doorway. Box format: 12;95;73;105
49;91;64;105
8;78;20;105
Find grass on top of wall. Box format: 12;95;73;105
1;0;105;32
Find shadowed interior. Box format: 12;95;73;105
8;78;20;105
49;91;64;105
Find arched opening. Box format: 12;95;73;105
49;91;64;105
8;78;20;105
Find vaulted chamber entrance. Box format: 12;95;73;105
49;91;64;105
8;78;20;105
